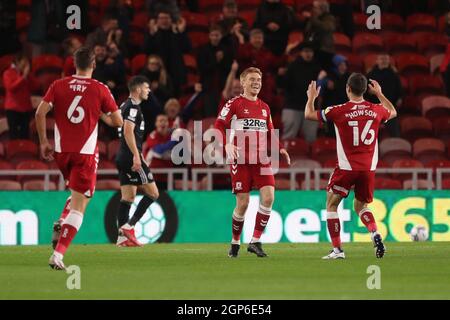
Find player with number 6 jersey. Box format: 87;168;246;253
35;47;123;270
305;73;397;260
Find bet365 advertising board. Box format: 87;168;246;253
0;190;449;245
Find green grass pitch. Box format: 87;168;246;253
1;242;449;299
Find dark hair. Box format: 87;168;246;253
346;73;367;96
128;75;149;92
74;47;95;71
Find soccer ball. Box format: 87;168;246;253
410;225;429;242
130;197;166;244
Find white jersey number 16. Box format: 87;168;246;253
348;120;375;146
67;95;85;124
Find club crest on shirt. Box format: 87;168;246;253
262;109;267;117
130;108;137;117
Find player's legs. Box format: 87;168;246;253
128;182;159;226
228;192;249;258
52;195;72;249
117;184;143;246
322;191;346;259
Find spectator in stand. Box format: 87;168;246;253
253;0;296;56
220;60;242;107
62;35;83;77
217;0;250;53
278;41;323;141
92;43;126;99
366;53;401;137
197;25;234;117
318;54;351;137
140;54;175;106
143;10;191;97
143;114;177;190
302;0;336;73
237;28;279;104
148;0;181;21
85;11;127;56
164;83;202;129
2;52;35;139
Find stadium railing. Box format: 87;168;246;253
436;168;450;190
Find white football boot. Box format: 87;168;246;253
322;248;346;260
49;252;66;270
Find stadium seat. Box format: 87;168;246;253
433;117;450;142
403;179;435;190
379;137;412;164
322;158;337;168
98;160;116;169
184;12;210;32
129;31;145;48
352;33;384;55
239;10;257;27
394;53;429;76
130;12;149;32
374;178;402;189
400;116;433;142
401;95;422;115
108;139;121;161
406;13;437;32
23;179;57;191
392;158;424;180
413;138;446;163
282;138;309;158
352;12;367;32
301;179;328;190
413;32;448;57
239;0;264;10
187;31;209;50
363;54;381;73
96;179;121;190
345;53;363;73
408;75;444;96
384;33;417;55
424;160;450;172
311;137;336;164
0;160;14;180
5;139;38;161
275;178;299;190
442;179;450;189
97;140;107;159
16;160;49;183
333;33;352;54
421;95;450;120
430;54;445;75
198;0;223;12
0;141;4;158
130;54;147;75
32;55;64;75
16;11;31;32
0;180;22;190
287;31;304;48
183;54;198;73
438;14;446;33
29;117;55;136
380;13;405;31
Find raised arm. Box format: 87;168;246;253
304;81;321;121
368;79;397;120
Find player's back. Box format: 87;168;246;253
43;75;117;155
321;100;390;171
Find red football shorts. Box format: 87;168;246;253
230;163;275;193
55;152;99;197
327;167;375;203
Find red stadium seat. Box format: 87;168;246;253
16;11;31;32
379;137;412;164
0;180;22;190
5;139;38;161
374;178;402;189
408;75;444;96
384;33;416;55
0;160;14;180
29;117;55;136
311;137;336;164
108;139;121;160
288;31;304;47
98;160;116;169
400;116;433;142
16;160;49;183
275;178;299;190
401;95;422;115
413;138;446;163
282;138;309;158
187;31;209;49
394;53;429;76
352;33;384;55
32;55;64;75
322;159;337;168
380;13;405;31
406;14;437;32
301;179;328;190
23;179;57;191
183;54;198;72
239;0;263;10
96;179;121;190
240;11;257;27
333;33;352;54
424;160;450;171
403;179;435;190
345;53;363;73
184;12;210;32
130;54;147;75
392;159;424;180
430;54;445;75
421;95;450;120
0;141;4;158
97;140;107;158
130;12;149;32
198;0;223;12
352;12;367;32
433;117;450;142
442;179;450;189
413;32;448;57
438;15;446;33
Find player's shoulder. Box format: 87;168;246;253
224;95;242;107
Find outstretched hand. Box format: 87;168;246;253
307;81;321;100
368;79;383;96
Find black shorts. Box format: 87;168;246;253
117;161;154;186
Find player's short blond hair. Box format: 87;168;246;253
240;67;262;82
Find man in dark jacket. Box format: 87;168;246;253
278;42;323;141
366;53;402;137
143;10;191;97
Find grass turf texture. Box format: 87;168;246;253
1;242;449;299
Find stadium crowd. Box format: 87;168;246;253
0;0;449;191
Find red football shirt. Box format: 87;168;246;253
215;95;281;164
317;100;391;171
43;75;118;154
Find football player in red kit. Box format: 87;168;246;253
35;47;123;269
215;67;290;258
305;73;397;259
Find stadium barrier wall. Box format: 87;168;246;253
0;190;449;245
